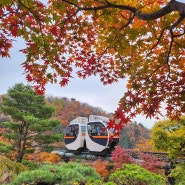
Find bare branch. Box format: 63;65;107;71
165;29;174;77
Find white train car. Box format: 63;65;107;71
85;115;118;154
64;115;119;155
64;117;88;152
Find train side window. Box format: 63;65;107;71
81;126;86;134
87;125;92;135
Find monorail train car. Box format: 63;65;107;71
85;115;119;155
64;117;88;153
64;115;119;155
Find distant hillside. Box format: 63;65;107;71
119;121;151;149
45;95;111;126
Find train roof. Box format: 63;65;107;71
70;117;88;125
69;115;109;125
89;115;109;123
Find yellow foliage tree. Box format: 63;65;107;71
152;117;185;159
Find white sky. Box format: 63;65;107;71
177;0;185;2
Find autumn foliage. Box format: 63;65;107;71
40;152;61;163
139;153;165;174
46;96;110;126
152;117;185;159
135;138;154;152
92;159;110;180
26;152;61;163
112;145;164;174
0;0;185;130
111;146;134;168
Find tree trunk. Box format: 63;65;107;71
16;122;28;163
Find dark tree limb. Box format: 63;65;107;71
62;0;185;21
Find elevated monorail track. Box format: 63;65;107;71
52;149;112;162
53;149;184;164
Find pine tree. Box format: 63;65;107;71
0;83;61;162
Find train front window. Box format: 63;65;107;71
88;122;107;136
65;125;79;136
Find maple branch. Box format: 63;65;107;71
18;0;41;21
120;12;135;31
97;47;109;63
95;11;135;64
136;0;185;21
165;15;185;76
146;28;166;57
62;0;136;12
173;30;185;38
165;30;173;77
63;0;185;21
146;62;169;84
146;16;184;78
170;28;185;47
167;15;185;30
55;9;80;41
147;28;166;53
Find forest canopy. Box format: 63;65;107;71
0;0;185;129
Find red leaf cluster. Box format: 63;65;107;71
112;146;165;174
111;146;134;168
108;107;131;132
92;159;110;180
139;153;164;173
0;34;12;58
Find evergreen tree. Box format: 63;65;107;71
0;83;61;162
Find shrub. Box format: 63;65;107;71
111;146;134;168
169;163;185;185
92;159;110;180
0;155;28;184
21;159;39;170
10;162;101;185
40;152;61;163
107;163;166;185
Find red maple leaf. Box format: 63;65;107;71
59;78;69;86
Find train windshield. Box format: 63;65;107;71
88;122;108;136
65;124;79;136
